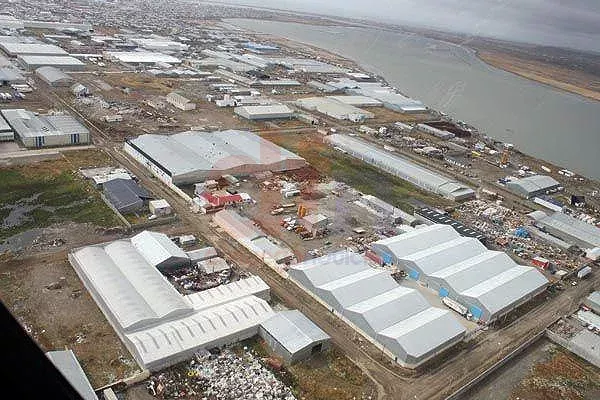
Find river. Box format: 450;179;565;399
229;19;600;180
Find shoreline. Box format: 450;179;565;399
232;17;600;103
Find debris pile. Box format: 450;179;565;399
147;348;296;399
165;266;232;294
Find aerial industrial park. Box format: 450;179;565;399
0;1;599;400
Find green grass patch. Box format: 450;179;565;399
262;131;450;212
0;153;121;242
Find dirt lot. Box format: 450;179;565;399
510;343;600;400
0;250;140;387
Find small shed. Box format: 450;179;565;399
149;199;172;216
301;213;329;235
259;310;330;364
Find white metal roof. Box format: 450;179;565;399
508;175;560;195
126;296;274;369
327;95;382;107
289;251;466;365
1;109;89;138
373;224;460;260
130;231;188;268
0;42;68;56
536;212;600;248
18;55;85;67
105;51;181;64
402;237;485;275
325;134;474;199
234;104;293;116
185;276;269;311
35;66;72;83
213;209;266;242
127;130;305;178
260;310;330;354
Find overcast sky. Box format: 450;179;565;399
221;0;600;52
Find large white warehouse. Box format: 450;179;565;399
289;251;466;368
124;130;306;185
371;225;549;322
325;134;475;201
68;231;276;371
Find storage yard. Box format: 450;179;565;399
0;2;599;400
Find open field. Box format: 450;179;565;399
259;130;451;212
0;149;121;243
0;251;140;387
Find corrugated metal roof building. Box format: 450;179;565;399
130;230;189;271
46;350;98;400
531;210;600;250
371;225;548;322
234;104;294;120
584;292;600;315
69;236;276;371
0;113;13;142
259;310;330;363
17;55;85;71
103;178;152;214
289;251;465;368
35;66;73;86
124;130;306;185
1;109;90;147
0;42;68;57
325;134;475;201
296;97;374;121
506;175;561;199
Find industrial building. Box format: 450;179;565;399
529;210;600;250
213;209;294;268
0;113;13;142
416;124;455;140
166;92;196;111
357;194;417;226
1;109;90;148
234;104;294;120
35;66;73;86
326;95;382;107
149;199;172;216
296;97;374;122
69;235;275;371
124;130;306;185
104;51;181;65
268;57;349;74
17;55;86;71
370;225;549;322
414;207;487;243
0;42;68;57
244;42;279;53
325;134;475;201
259;310;330;364
130;37;189;52
0;67;25;85
289;251;466;367
584;292;600;315
103;178;152;214
506;175;561;199
328;79;427;113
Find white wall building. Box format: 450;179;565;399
166;92;196;111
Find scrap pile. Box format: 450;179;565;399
165;266;232;294
455;200;582;272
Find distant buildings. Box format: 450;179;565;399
1;109;90;147
506;175;561;199
325;134;475;201
166;92;196;111
104;51;181;65
296;97;373;122
529;210;600;250
17;55;86;71
36;66;73;87
234;104;294;120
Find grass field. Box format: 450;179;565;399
261;131;451;212
0;150;121;241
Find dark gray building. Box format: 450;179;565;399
103;178;151;214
